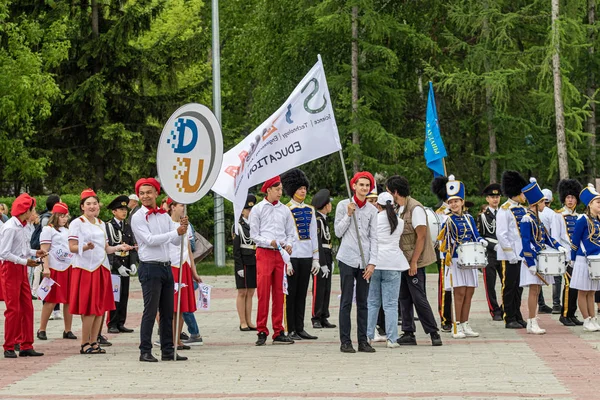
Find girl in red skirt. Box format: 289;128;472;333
168;198;201;350
37;202;77;341
68;189;133;354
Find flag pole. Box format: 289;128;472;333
174;204;186;361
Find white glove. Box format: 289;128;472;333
311;260;320;275
493;244;499;252
480;239;488;247
509;257;519;264
129;264;137;275
118;266;129;277
558;246;568;255
320;265;330;279
528;265;537;276
286;262;294;276
237;269;244;278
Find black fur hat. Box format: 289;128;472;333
501;170;527;198
558;179;582;204
431;176;448;201
281;168;310;198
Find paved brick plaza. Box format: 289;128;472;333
0;273;599;400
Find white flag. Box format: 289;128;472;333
111;274;121;302
211;56;342;225
36;277;57;301
196;283;212;310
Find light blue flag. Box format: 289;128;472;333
424;82;447;177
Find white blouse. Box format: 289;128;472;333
40;226;73;271
68;217;110;271
169;223;194;268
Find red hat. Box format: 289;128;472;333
166;197;173;206
135;178;161;196
11;193;36;217
52;202;69;215
80;188;97;200
261;176;281;193
350;172;375;192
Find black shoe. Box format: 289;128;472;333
397;332;417;346
118;325;134;333
441;324;452;333
297;330;318;340
559;315;576;326
255;332;267;346
97;335;112;346
552;305;562;314
505;321;524;329
4;350;17;359
358;342;376;353
312;321;323;329
177;344;191;350
273;332;294;344
376;325;386;336
288;331;302;341
37;330;47;340
569;316;584;326
19;349;44;357
517;320;528;328
397;319;402;325
161;353;188;361
414;317;419;321
492;314;504;322
430;332;443;346
14;344;20;352
180;332;190;341
322;320;336;328
239;325;252;332
63;331;77;340
248;326;258;331
539;305;553;314
340;342;356;353
107;326;120;334
139;352;158;362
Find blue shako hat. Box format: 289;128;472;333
580;183;600;207
522;177;544;205
445;175;465;201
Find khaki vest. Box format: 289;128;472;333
400;197;436;268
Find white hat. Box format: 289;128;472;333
377;192;394;206
541;189;553;203
128;194;139;201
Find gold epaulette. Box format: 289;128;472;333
555;208;564;214
501;202;511;210
435;205;446;215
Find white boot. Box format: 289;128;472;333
452;323;466;339
583;317;599;332
528;318;546;335
461;321;479;337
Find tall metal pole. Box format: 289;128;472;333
212;0;225;267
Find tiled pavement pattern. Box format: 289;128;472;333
0;273;599;400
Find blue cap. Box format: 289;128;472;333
446;175;465;201
522;177;544;205
580;184;600;207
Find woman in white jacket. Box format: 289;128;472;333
366;192;410;348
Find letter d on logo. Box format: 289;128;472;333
173;118;198;154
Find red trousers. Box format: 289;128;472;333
1;261;34;351
256;248;285;339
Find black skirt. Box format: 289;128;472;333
235;264;257;289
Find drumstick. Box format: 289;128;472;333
535;272;549;286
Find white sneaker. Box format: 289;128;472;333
583;317;599;332
461;321;479;337
52;310;63;320
153;340;161;347
452;324;466;339
373;331;387;342
591;317;600;331
527;318;546;335
386;340;400;348
49;313;55;321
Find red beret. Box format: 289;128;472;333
350;172;375;192
166;197;173;206
135;178;161;196
80;188;97;200
261;176;281;193
11;193;36;217
52;202;69;215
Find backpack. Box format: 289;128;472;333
30;211;52;250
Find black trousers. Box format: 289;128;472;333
138;262;174;355
286;258;312;333
501;261;523;323
108;275;130;329
339;261;369;344
400;268;438;334
562;265;578;318
483;256;503;317
436;256;452;326
311;262;332;323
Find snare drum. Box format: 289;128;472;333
587;255;600;280
424;207;441;247
536;248;566;276
457;242;487;269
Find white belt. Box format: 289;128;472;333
322;244;332;249
486;238;498;244
240;244;256;250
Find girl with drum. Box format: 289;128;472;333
569;184;600;331
438;176;487;339
519;178;566;335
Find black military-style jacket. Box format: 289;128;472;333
106;218;138;273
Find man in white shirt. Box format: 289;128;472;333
131;178;188;362
250;176;297;346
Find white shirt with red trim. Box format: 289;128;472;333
68;216;110;271
0;216;36;265
40;226;73;271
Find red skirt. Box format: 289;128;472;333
172;262;197;313
44;268;71;304
69;266;115;316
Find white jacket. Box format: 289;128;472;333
376;212;409;271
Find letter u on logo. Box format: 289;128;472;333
176;158;205;193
